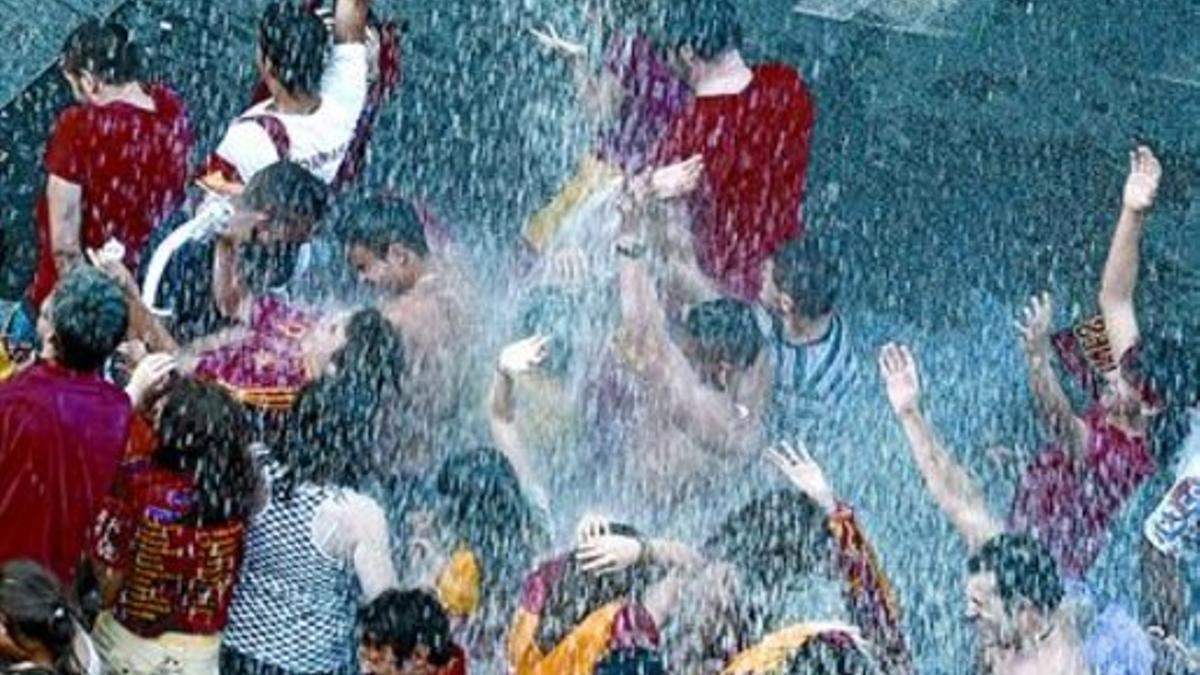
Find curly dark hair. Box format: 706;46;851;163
61;19;140;84
49;267;129;373
259;1;328;95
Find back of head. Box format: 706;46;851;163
685;298;763;369
49;267;129;373
342;196;430;259
536;527;659;653
659;0;742;61
280;308;405;493
967;534;1064;615
704;489;830;595
60;19;139;85
242;160;331;234
259;1;328;95
434;447;542;608
155;378;257;525
785;636;879;675
0;561;80;675
772;239;838;319
359;589;456;667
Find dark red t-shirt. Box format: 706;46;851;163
0;361;132;587
654;63;815;301
1008;404;1156;579
31;83;194;304
91;433;247;637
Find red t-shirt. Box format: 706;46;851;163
0;361;132;586
1009;404;1156;578
654;64;816;301
31;83;194;304
91;436;246;637
193;295;317;410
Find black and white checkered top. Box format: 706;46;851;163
223;467;360;673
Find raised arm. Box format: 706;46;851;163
617;254;751;451
87;249;179;353
768;442;915;673
487;335;552;513
332;0;370;44
879;343;1003;552
1099;146;1161;360
1015;292;1087;453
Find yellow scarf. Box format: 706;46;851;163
721;622;863;675
436;545;482;618
507;601;624;675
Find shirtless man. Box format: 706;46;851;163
342;196;475;469
606;241;769;519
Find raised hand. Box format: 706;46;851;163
767;440;837;514
575;513;613;547
879;343;921;416
650;155;704;200
576;533;644;575
1014;291;1053;352
86;244;136;296
1123;145;1161;214
497;335;551;377
125;352;177;411
529;23;586;59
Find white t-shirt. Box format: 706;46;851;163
215;43;369;185
1144;409;1200;560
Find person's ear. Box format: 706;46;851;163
387;243;412;266
1011;598;1044;638
779;292;795;316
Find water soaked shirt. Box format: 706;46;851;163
194;295;318;410
1144;415;1200;560
0;361;132;586
759;310;862;438
32;83;194;304
654;64;816;301
597;31;691;174
1009;403;1156;579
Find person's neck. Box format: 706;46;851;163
781;312;834;346
270;84;321;115
692;51;753;97
92;81;148;107
997;615;1086;675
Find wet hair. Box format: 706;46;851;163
258;1;328;95
154;378;258;525
594;647;665;675
50;267;129;373
277;309;406;496
772;239;838;319
241;160;331;232
433;447;546;629
703;489;831;640
359;589;456;668
342;197;430;259
0;561;81;675
967;534;1064;614
60;20;139;84
659;0;742;61
535;526;660;653
684;298;763;369
784;636;878;675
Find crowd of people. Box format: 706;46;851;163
0;0;1196;674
